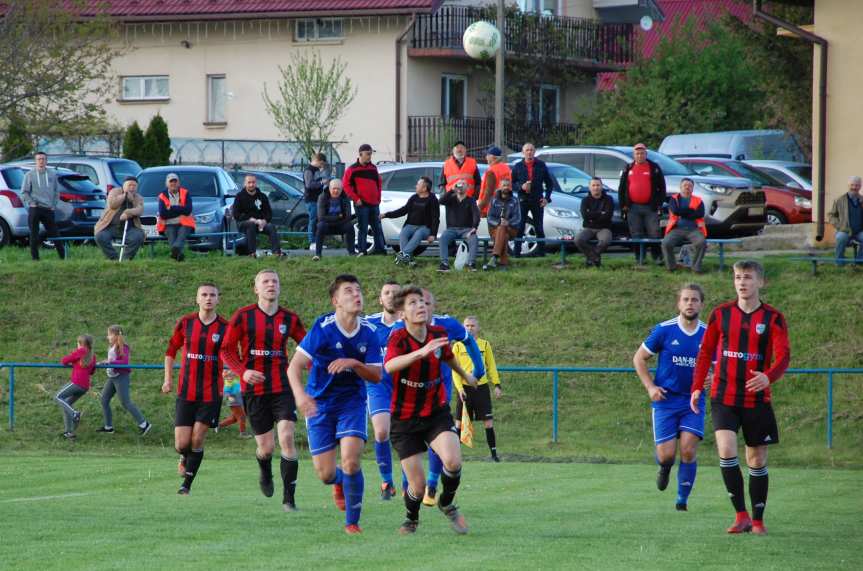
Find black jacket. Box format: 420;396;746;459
232;188;272;223
439;190;480;229
580;192;615;230
618;159;667;211
303;164;330;202
511;158;555;204
317;192;352;224
383;193;440;236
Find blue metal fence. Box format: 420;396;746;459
2;362;860;449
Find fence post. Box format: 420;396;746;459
552;369;559;443
827;371;833;449
8;366;14;432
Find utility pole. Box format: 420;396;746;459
494;0;505;148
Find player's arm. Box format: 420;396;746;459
328;359;382;383
384;337;450;374
287;350;317;418
691;313;720;413
633;346;665;402
445;356;477;388
459;332;486;381
162;321;184;394
747;313;791;393
221;317;265;384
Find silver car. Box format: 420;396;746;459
7;155;142;193
743;160;812;192
0;165;79;246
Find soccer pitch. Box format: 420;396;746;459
0;456;858;570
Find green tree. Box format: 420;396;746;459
142;115;172;167
122;121;146;164
1;115;33;162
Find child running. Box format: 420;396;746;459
56;334;97;440
97;325;152;435
219;372;250;437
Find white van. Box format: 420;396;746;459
659;130;805;162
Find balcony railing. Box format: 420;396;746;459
407;115;581;161
411;5;634;68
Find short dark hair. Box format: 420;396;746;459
393;285;423;311
678;283;705;302
123;176;138;183
680;177;695;187
453;141;466;148
733;260;765;279
382;279;400;287
329;274;361;298
198;282;220;294
34;151;47;158
419;176;432;191
314;152;327;162
590;176;603;184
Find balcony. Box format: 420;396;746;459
410;5;634;71
407;115;581;161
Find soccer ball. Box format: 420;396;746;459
462;21;501;60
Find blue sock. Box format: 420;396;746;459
427;448;442;489
401;469;408;492
343;470;364;527
677;461;697;505
325;467;344;486
374;440;393;486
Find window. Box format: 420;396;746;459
383;168;426;193
59;163;99;185
518;1;558;15
686;162;720;177
441;75;467;119
207;75;227;124
121;76;169;101
594;154;627;181
546;153;587;172
538;84;559;125
295;18;344;41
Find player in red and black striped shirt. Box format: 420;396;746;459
691;260;790;535
162;283;228;494
221;269;306;511
384;286;477;536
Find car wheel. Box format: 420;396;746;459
289;215;308;233
0;219;10;247
508;218;536;256
766;209;787;226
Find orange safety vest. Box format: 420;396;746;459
156;187;196;232
665;194;707;236
443;156;479;196
479;162;512;216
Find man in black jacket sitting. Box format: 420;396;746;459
313;179;356;261
438;181;481;272
232;174;282;257
575;177;615;267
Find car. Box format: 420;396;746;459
227;169;310;233
679;158;812;226
0;166;34;246
743;160;813;192
511;146;767;237
544;163;628;238
659;130;806;162
136;165;240;251
8;155;142;193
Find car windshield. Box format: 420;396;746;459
787;165;812;183
266;171;306;192
1;167;26;189
255;173;303;197
726;161;784;186
547;164;592;195
109;159;143;182
617;149;693;176
59;175;100;193
137;172;220;197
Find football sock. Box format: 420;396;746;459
280;455;298;504
427;449;442;489
183;449;204;489
438;466;462;508
257;454;273;480
344;470;365;526
677;461;697;504
748;466;769;521
486;427;497;457
176;446;191;464
325;467;344;486
720;457;747;513
374;440;394;486
404;487;422;521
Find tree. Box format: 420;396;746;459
142;115;172;167
0;0;124;135
1;116;33;162
122;121;146;165
262;51;357;161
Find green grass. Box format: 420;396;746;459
0;456;859;570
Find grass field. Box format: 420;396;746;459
0;455;859;570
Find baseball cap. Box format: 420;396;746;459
486;146;502;157
358;143;374;153
633;143;647;151
453;140;467;148
166;173;179;183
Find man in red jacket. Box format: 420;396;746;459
343;143;386;255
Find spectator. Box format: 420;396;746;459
574;177;614;268
156;173;195;262
440;141;481;198
232;174;283;257
55;334;96;440
96;324;151;435
619;143;666;265
828;176;863;265
343;143;386;255
20;151;65;260
478;146;512;217
511;142;555;257
94;177;145;261
381;176;439;268
314;179;356;261
483;178;521;271
662;177;708;273
304;153;331;252
438;181;480;272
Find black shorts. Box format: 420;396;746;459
175;398;222;428
390;408;458;461
244;391;297;436
711;400;779;447
456;383;493;421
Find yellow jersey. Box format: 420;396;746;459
452;337;500;392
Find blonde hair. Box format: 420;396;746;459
77;334;95;367
107;324;126;352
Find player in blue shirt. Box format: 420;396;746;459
632;283;707;511
288;274;383;535
365;280;402;500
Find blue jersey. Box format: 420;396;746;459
297;313;383;406
642;316;706;409
366;312;398;370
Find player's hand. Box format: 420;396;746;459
458;390;466;402
690;390;702;414
494;386;502;398
745;370;770;393
463;373;478;388
420;337;450;357
328;358;358;374
243;369;266;385
296;393;318;418
161;380;172;394
648;385;667;402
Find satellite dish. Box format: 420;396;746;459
640;15;654;31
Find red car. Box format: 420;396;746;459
679;158;812;225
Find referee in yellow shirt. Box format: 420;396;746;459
453;316;502;462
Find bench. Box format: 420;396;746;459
791;256;861;275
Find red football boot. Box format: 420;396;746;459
727;512;753;534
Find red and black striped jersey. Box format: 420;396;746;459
221;304;306;396
693;301;790;408
385;325;453;421
165;313;228;403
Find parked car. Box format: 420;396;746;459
743;160;813;192
511;146;766;237
259;170;307;194
8;155;142;193
136;166;240;251
544;162;628;238
227;169;310;232
659;130;806;162
679;158;812;226
0;166;34;246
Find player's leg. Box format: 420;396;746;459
399;453;426;534
652;408;678;491
429;427;469;534
424;446;443;506
174;399;194;478
246;395;277;498
368;384;396;499
675;407;705;511
339;436;366;533
742;403;777;535
474;384;498;461
179;419;210;494
715;427;751;532
276;418;299;510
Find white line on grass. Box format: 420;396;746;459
0;492;94;504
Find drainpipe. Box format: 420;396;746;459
395;14;417;163
753;0;827;241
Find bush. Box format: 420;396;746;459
122;121;145;164
1;115;33;162
142;114;172;167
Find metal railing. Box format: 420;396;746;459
2;362;859;449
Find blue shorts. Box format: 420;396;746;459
652;403;705;445
306;398;368;456
366;378;392;417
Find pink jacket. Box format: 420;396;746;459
61;347;96;390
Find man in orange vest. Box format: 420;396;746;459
157;172;196;261
439;141;481;198
478;146;511;217
661;177;707;273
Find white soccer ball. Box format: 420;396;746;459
462;21;501;60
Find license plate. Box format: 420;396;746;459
90;209;103;217
143;225;159;238
748;207;764;216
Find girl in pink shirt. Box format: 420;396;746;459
56;335;96;439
